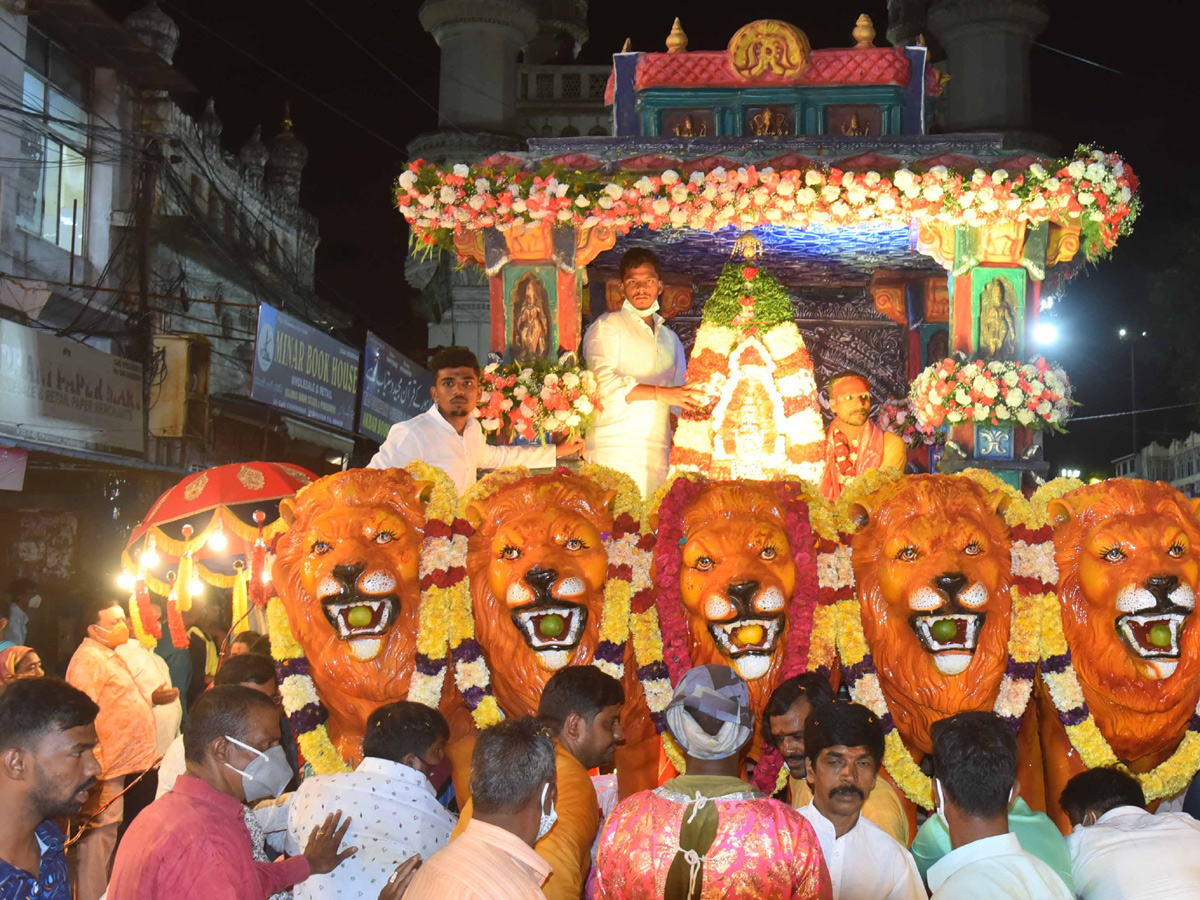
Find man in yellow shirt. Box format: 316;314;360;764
764;674;910;846
453;666;625;900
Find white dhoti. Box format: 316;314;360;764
582;307;687;500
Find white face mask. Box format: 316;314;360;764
622;298;660;318
222;735;293;802
934;780;949;830
536;782;558;841
27;594;42;609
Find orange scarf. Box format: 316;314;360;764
820;419;885;501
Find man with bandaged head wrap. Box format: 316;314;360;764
593;665;831;899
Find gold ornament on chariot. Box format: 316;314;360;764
732;232;764;260
727;20;811;81
279;464;313;484
183;472;209;501
237;465;267;491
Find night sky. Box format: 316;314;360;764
96;0;1186;476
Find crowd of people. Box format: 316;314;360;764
6;582;1200;900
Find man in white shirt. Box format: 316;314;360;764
285;700;457;899
581;248;704;498
797;701;923;900
927;712;1072;899
4;578;39;646
117;627;183;758
1061;765;1200;899
369;346;580;493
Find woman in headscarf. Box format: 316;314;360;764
0;645;44;691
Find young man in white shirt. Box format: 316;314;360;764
369;347;581;493
581;248;704;499
797;701;924;900
927;712;1072;899
1061;765;1200;900
286;700;457;899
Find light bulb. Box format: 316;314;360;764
117;571;135;591
189;577;204;596
208;530;227;551
261;568;273;585
142;548;160;567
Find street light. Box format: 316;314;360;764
1033;321;1059;346
1060;468;1081;479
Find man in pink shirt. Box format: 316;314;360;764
405;716;558;900
107;685;355;899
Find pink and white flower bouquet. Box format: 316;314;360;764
910;356;1074;433
877;396;942;447
476;355;599;443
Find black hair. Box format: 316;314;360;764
618;247;661;280
762;673;835;747
0;678;99;752
183;685;278;764
213;653;277;688
1059;767;1146;822
826;370;871;396
428;346;481;379
804;701;884;769
469;716;556;815
362;701;450;763
537;665;625;736
9;577;36;602
81;594;123;628
930;711;1018;818
231;630;263;649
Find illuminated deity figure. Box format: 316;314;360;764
462;470;658;796
749;107;790;136
273;467;438;763
1041;480;1200;826
512;272;551;362
979;276;1018;359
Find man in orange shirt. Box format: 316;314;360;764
452;666;625;900
819;371;907;501
66;597;175;900
406;716;557;899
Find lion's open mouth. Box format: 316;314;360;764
911;614;983;675
512;604;587;669
1118;613;1188;677
708;618;782;680
322;595;398;662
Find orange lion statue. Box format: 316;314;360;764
847;474;1039;813
1041;479;1200;827
461;470;657;796
274;467;433;762
651;478;819;763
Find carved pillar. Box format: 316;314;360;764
451;223;616;361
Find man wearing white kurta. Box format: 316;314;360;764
369;347;581;492
582;249;703;498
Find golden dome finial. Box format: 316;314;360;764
732;232;763;260
666;18;688;53
852;14;876;49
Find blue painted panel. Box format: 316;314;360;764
975;424;1015;461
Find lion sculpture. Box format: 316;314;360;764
850;475;1032;803
463;470;658;796
274;467;434;762
1042;479;1200;826
658;480;806;761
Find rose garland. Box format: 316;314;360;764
451;465;643;730
1031;479;1200;802
269;462;463;774
396;147;1138;264
911;357;1074;433
833;469;1040;808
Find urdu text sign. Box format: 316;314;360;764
251;305;359;432
358;332;432;442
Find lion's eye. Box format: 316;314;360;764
895;546;919;562
694;556;714;572
374;531;396;545
563;537;588;551
760;545;778;561
311;540;333;555
963;541;983;556
1102;545;1127;563
1169;542;1187;559
500;546;521;561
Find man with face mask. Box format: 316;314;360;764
284;701;457;899
406;716;558;900
453;665;626;900
108;685;356;898
65;597;169;900
0;678;101;900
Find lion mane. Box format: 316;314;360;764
465;471;613;719
852;475;1012;755
274;467;430;761
1050;479;1200;760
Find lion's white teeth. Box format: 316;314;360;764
349;638;382;662
913;615;982;656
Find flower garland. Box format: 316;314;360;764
1031;479;1200;802
268;462;465;774
396;147;1138;264
877;396;942;448
834;471;1040;808
477;356;599;442
911;357;1074;433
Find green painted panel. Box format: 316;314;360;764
969;267;1027;360
501;265;560;362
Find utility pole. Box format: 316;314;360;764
136;139;162;458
